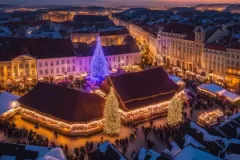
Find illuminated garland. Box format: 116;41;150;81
198;87;217;97
123;90;177;104
0;91;186;136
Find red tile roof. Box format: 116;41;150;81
18;83;105;123
101;67;180;110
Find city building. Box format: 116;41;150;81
203;44;226;85
0;38;37;85
226;42;240;88
158;22;205;74
0;35;140;84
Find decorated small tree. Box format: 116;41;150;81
90;36;109;82
103;87;121;136
167;95;183;126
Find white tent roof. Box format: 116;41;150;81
42;148;66;160
218;90;240;102
0;92;19;115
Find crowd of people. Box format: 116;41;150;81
0;120;88;160
1;76;240;160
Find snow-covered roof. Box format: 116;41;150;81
25;145;50;158
0;142;65;160
198;84;224;93
169;75;182;84
218;90;240;102
98;141;127;160
137;148;161;160
163;141;181;158
198;84;240;102
42;148;66;160
0;92;19;115
174;145;222;160
184;134;205;149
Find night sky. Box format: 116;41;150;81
1;0;239;6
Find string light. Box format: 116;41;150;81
167;95;183;126
103;87;121;136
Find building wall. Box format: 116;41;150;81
71;33;98;44
37;52;140;80
148;34;157;60
111;17;129;30
42;11;75;22
225;48;240;87
0;55;37;84
100;34;128;46
129;23;149;45
203;48;226;76
37;57;78;79
158;32;204;73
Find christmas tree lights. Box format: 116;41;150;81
103;87;121;136
90;36;109;83
167;95;183;126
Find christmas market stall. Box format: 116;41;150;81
198;84;240;103
16;83;105;136
100;67;186;124
198;109;225;127
168;75;185;86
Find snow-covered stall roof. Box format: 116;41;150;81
168;75;182;84
0;92;19;115
198;84;224;94
42;148;66;160
218;90;240;102
174;145;222;160
198;84;240;102
98;141;127;160
136;148;161;160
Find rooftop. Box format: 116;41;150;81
101;67;180;110
18;83;105;123
0;37;75;61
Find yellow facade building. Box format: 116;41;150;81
0;55;37;85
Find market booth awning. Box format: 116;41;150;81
168;75;183;85
218;90;240;103
198;84;240;103
198;84;223;94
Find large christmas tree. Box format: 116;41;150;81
90;36;109;82
167;95;183;126
103;87;121;136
